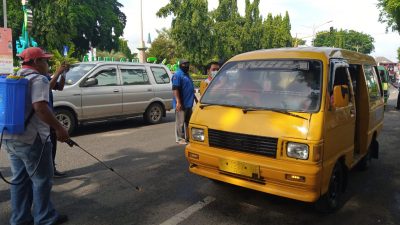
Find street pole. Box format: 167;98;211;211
311;20;333;46
3;0;7;28
140;0;144;48
137;0;147;63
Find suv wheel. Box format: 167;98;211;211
144;103;163;124
55;109;76;134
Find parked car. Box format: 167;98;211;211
53;61;173;134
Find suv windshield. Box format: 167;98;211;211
65;64;95;85
201;60;322;112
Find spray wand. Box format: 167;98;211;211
65;139;142;191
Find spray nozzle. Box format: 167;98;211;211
65;139;77;147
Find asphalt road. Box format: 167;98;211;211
1;87;400;225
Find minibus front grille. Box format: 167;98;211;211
208;129;278;157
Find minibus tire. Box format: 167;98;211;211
315;162;345;213
359;139;378;170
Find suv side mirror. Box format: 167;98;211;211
83;78;98;87
332;85;349;108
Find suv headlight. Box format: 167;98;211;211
287;143;309;160
191;128;205;142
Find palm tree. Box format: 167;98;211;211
50;46;80;73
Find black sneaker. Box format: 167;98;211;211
54;169;67;178
51;215;68;225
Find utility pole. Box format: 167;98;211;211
311;20;333;46
137;0;147;63
3;0;7;28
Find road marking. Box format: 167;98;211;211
159;196;216;225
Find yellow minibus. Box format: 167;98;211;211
185;47;384;212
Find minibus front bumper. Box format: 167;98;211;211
185;143;322;203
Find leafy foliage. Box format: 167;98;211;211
147;28;179;64
118;38;133;59
314;28;374;54
0;0;24;60
211;0;243;61
157;0;212;66
1;0;126;60
49;46;80;73
96;50;126;61
377;0;400;34
157;0;294;68
398;47;400;61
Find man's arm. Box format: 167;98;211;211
50;64;68;90
173;89;182;111
33;101;69;142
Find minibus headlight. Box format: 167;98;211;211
191;128;205;142
287;143;309;160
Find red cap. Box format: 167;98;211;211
17;47;53;62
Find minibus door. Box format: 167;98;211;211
325;60;356;163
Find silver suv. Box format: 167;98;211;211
53;62;173;133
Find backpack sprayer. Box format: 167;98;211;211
0;75;141;191
0;74;49;185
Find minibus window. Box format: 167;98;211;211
365;65;381;101
202;60;322;112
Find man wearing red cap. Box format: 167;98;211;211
2;47;69;225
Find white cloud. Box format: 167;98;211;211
119;0;399;62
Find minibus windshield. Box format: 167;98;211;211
201;60;322;113
65;64;95;85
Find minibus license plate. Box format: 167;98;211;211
219;159;259;178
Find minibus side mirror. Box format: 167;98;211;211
332;85;349;108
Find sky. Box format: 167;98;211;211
118;0;400;62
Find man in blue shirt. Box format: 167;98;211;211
172;59;198;144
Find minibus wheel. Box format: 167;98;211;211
315;162;345;213
358;150;371;171
359;139;378;170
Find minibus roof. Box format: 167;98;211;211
229;47;376;65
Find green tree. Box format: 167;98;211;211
314;28;374;54
96;50;126;61
261;13;274;48
292;38;306;47
157;0;212;66
241;0;263;52
49;46;80;73
147;28;179;64
262;12;292;49
377;0;400;34
117;38;133;59
26;0;126;57
0;1;24;58
397;46;400;61
211;0;242;60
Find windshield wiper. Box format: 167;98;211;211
199;103;216;109
242;107;308;120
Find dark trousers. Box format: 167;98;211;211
50;128;57;170
397;90;400;109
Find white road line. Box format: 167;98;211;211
159;196;216;225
